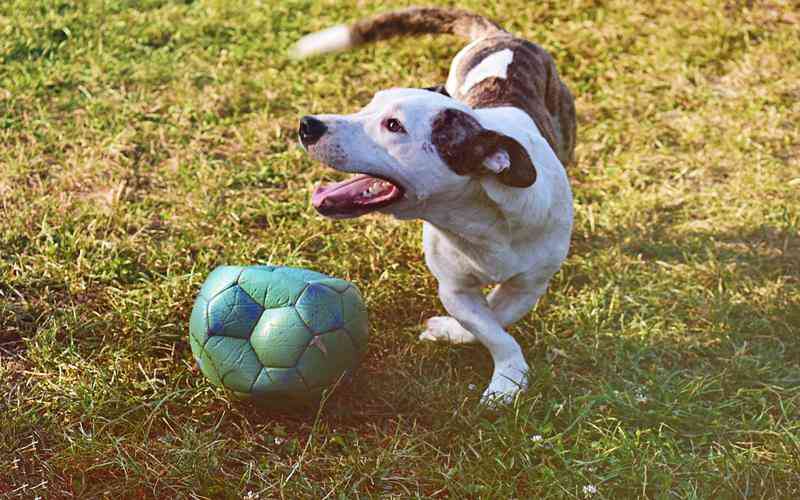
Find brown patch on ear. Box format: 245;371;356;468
430;108;537;188
430;108;484;175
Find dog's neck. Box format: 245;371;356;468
414;178;531;249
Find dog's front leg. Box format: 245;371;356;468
437;284;529;405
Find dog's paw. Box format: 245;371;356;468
480;361;530;406
418;316;478;344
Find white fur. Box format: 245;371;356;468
290;25;352;59
303;89;572;405
460;48;514;95
419;316;476;344
445;37;484;97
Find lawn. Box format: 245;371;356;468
1;0;799;497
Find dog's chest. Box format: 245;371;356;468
422;222;521;286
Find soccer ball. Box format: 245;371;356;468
189;265;369;403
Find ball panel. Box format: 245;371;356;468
295;328;356;389
191;337;222;387
250;307;312;368
204;336;262;393
189;295;210;347
199;266;243;299
252;367;307;394
343;320;369;357
236;266;276;305
274;267;329;283
309;278;351;293
208;285;264;340
262;275;308;309
341;286;369;354
295;283;344;334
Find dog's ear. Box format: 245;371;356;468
431;108;536;188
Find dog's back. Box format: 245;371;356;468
292;7;576;166
445;35;576;167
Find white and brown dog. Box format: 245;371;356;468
292;8;576;404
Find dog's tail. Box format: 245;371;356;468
290;7;505;59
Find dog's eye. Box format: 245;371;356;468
383;118;407;134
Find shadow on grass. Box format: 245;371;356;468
152;211;800;430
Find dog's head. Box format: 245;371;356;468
299;88;537;219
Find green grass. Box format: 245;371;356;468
1;0;799;497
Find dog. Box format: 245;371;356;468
292;7;576;404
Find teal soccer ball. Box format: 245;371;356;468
189;265;369;403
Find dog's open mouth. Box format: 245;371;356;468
312;174;405;218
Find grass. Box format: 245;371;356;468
1;0;799;497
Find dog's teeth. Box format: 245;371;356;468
360;181;392;199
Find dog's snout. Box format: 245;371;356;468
299;115;327;146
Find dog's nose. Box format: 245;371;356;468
299;115;327;146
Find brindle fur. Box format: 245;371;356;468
349;7;577;167
351;7;504;44
452;36;576;167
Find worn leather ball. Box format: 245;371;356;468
189;265;369;403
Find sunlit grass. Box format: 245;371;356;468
1;0;798;497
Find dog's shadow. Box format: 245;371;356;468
237;205;799;428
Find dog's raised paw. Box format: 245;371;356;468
418;316;477;344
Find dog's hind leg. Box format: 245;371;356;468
419;316;477;344
419;270;552;344
487;270;554;327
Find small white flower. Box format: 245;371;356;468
244;492;259;500
530;434;543;442
582;484;598;497
468;384;477;391
274;437;284;445
634;391;648;404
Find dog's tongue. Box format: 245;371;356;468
312;174;403;217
